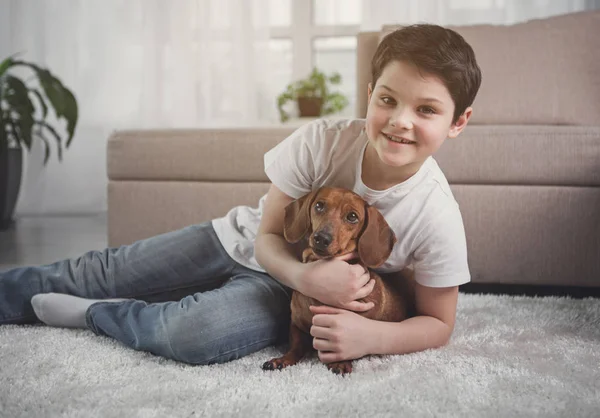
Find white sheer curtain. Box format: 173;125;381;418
361;0;597;29
0;0;273;215
2;0;598;215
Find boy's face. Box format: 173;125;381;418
365;60;471;179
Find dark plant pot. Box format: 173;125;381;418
297;97;323;117
0;147;23;230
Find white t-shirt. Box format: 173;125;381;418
212;118;471;287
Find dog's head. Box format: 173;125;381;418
283;187;396;268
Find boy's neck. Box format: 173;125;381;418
361;143;422;191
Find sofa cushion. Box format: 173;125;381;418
435;126;600;187
108;125;600;187
381;10;600;126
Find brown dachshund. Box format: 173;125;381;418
262;187;408;375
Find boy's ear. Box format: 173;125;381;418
448;106;472;139
367;82;373;103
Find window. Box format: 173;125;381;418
313;37;357;117
268;0;362;120
314;0;362;25
268;38;293;112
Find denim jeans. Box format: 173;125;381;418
0;222;293;365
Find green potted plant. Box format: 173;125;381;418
0;55;78;229
276;67;349;122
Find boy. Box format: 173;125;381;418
0;24;481;366
255;24;480;362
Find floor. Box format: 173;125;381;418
0;214;108;271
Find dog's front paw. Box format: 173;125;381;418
326;361;353;375
262;357;297;371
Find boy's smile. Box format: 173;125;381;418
363;60;471;189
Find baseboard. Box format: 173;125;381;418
459;282;600;299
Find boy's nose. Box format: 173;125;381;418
389;107;413;130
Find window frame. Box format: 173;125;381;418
270;0;360;81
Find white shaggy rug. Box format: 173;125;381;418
1;293;599;418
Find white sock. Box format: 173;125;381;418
31;293;128;329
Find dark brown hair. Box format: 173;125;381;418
371;24;482;123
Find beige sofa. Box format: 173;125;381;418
107;10;600;289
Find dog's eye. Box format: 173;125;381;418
314;201;325;212
346;212;359;224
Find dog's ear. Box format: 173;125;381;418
357;205;397;268
283;190;318;243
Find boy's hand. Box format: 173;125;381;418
296;252;375;312
309;305;374;363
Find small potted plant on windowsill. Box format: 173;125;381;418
276;67;349;123
0;55;78;229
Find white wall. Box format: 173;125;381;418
17;126;111;214
1;0;272;216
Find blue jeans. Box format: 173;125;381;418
0;222;293;365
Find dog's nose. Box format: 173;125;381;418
313;231;332;249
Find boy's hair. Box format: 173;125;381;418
371;24;482;123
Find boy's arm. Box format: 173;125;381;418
360;203;465;355
366;282;458;355
311;278;459;362
254;184;305;290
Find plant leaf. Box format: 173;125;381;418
329;72;342;84
61;87;78;147
0;56;15;78
5;75;35;114
322;92;349;115
37;120;63;161
4;75;35;149
12;61;66;118
29;88;48;120
34;128;51;164
11;60;78;146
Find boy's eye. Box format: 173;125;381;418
418;106;436;115
380;96;396;105
314;201;325;213
346;212;359;224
